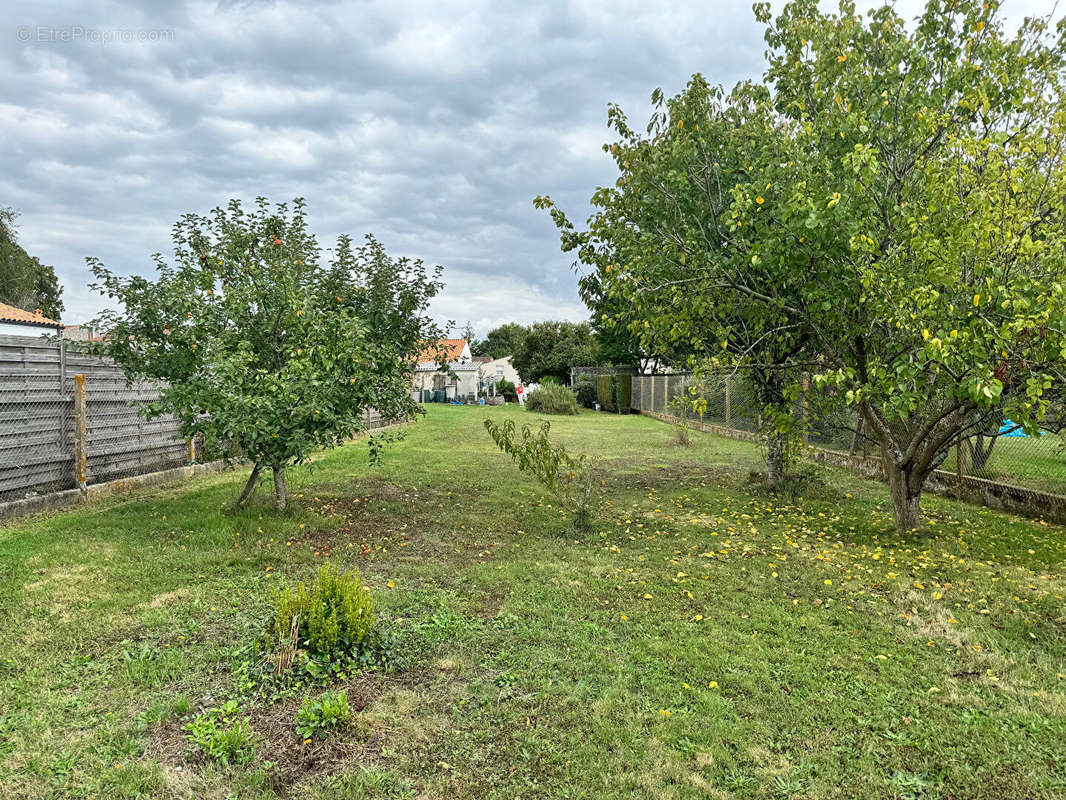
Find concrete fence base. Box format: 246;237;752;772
0;460;231;521
0;419;406;523
640;409;1066;525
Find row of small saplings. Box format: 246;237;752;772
183;565;381;765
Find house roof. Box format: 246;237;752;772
418;338;467;362
472;355;492;364
414;359;481;373
0;302;61;328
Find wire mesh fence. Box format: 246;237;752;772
630;371;1066;498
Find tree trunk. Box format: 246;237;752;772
885;458;922;532
273;463;288;510
235;463;262;507
967;434;995;471
766;431;786;486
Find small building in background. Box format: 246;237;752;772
412;338;482;402
480;355;520;394
62;324;105;342
0;302;62;337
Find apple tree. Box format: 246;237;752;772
90;197;444;509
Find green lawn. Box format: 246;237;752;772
1;405;1064;799
938;434;1066;496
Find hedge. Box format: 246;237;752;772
595;375;616;412
612;375;632;414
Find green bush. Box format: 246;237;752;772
525;383;579;415
484;418;597;532
295;689;351;740
595;375;616;412
573;377;597;408
495;379;517;401
184;701;257;765
612;375;632;414
273;565;375;656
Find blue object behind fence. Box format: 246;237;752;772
999;420;1029;437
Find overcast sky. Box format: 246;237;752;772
2;1;1057;335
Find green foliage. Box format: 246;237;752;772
595;375;616;412
538;1;1066;530
272;565;375;656
368;429;407;467
525;382;579;415
295;690;351;740
474;323;529;359
0;208;63;320
667;395;692;447
573;377;597;408
613;375;632;414
484;418;596;531
89;197;443;509
494;379;517;401
183;701;257;765
511;320;599;383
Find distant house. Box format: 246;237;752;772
62;324;105;342
0;302;62;337
480;355;520;394
412;338;482;401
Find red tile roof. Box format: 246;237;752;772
418;338;468;362
0;302;61;327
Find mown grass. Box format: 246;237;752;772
0;404;1063;799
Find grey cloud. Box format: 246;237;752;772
3;0;1054;334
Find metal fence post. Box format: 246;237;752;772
955;441;965;501
74;373;87;491
725;377;732;429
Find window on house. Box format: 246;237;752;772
496;366;504;376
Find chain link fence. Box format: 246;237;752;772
630;371;1066;498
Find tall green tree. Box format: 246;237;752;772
511;320;598;384
90;198;444;509
537;77;811;482
753;0;1066;530
542;0;1066;530
474;322;529;359
0;208;63;319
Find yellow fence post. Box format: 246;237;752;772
73;373;87;491
187;438;196;465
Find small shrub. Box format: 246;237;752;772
484;418;597;532
667;395;693;447
184;701;257;765
539;375;562;385
273;565;375;657
295;690;351;740
495;379;517;401
595;375;616;411
525;383;579;415
573;377;597;408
